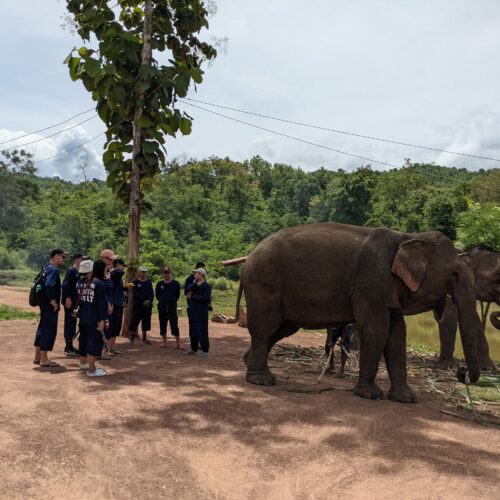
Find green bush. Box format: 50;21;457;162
0;269;35;286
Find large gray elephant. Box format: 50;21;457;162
237;223;481;403
434;246;499;370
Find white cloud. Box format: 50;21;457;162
0;125;105;180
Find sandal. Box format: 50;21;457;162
99;354;112;361
39;361;60;367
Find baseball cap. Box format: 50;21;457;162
100;249;118;260
79;259;94;274
50;248;68;258
113;258;127;267
138;266;148;272
192;267;206;276
72;252;88;260
162;266;171;273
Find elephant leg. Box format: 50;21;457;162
244;294;283;386
353;303;389;400
476;325;496;371
435;298;458;369
268;323;299;353
384;312;417;403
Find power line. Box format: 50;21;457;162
0;107;95;146
2;114;98;153
182;97;500;164
182;101;400;169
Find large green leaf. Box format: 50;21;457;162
84;58;101;78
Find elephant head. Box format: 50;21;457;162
391;234;481;383
491;311;500;330
459;246;500;306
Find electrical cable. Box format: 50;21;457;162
0;107;95;146
2;114;98;152
182;97;500;164
182;101;400;168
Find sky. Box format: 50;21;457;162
1;0;500;181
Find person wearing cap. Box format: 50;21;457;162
61;252;87;356
100;249;118;268
155;266;182;349
77;259;108;377
108;258;127;353
33;248;67;368
184;262;206;351
129;266;154;344
75;259;94;370
184;267;212;357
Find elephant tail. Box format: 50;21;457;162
235;277;244;323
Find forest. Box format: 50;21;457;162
0;149;499;286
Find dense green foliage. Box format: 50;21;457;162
65;0;217;203
0;150;498;284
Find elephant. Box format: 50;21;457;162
237;222;482;403
491;311;500;330
434;246;499;370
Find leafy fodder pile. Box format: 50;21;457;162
269;343;500;427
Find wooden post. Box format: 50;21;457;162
121;0;153;337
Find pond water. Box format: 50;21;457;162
405;306;500;362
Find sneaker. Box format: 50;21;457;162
64;347;79;356
79;363;89;370
142;338;151;344
198;351;209;358
183;349;196;355
87;368;106;377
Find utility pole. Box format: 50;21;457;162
122;0;153;337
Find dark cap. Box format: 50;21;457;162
113;258;127;267
50;248;68;258
72;252;88;260
195;261;206;268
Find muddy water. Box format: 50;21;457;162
405;305;500;361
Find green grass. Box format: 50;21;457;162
0;304;38;320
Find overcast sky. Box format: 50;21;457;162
1;0;500;181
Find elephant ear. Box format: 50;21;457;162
391;240;427;292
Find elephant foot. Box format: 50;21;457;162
246;368;276;386
354;382;384;400
437;357;456;369
478;357;497;372
388;385;417;403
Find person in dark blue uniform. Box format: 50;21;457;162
184;262;206;352
78;259;108;377
33;248;67;368
61;252;87;356
184;267;212;357
75;259;94;370
108;258;127;354
129;266;154;344
155;266;181;349
325;323;354;377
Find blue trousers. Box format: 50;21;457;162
189;308;209;352
109;305;123;338
34;304;59;351
80;324;103;357
63;306;77;342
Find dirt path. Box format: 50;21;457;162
0;287;499;499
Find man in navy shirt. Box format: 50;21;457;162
184;262;206;352
108;258;127;353
184;267;212;357
61;252;86;356
156;266;181;349
129;266;154;344
33;248;67;367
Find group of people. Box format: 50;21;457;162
33;248;212;377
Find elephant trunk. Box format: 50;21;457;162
452;269;481;383
491;311;500;330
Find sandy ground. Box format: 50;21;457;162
0;286;499;500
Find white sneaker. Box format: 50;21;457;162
87;368;106;377
79;363;89;370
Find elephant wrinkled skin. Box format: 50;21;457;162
434;246;499;370
239;223;482;403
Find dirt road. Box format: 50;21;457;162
0;287;499;499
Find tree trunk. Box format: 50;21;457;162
121;0;153;337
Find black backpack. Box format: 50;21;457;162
29;267;47;307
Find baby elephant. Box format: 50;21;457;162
325;323;355;377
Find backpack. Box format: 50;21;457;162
29;267;47;307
